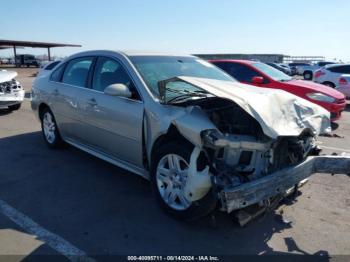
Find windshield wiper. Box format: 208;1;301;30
166;90;209;104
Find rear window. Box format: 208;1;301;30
328;65;350;74
289;63;310;66
318;62;335;67
44;61;60;71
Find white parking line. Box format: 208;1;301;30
321;146;350;153
0;199;96;262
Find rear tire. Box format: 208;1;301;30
8;103;21;111
40;108;64;149
150;141;217;221
323;81;335;88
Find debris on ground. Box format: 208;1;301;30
320;133;344;138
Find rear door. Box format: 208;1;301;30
74;56;144;167
50;56;95;141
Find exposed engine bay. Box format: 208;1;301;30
180;97;319;193
0;78;22;94
174;96;349;217
0;70;24;109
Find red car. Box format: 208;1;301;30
210;60;346;121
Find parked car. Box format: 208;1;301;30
31;51;350;221
336;75;350;99
297;61;336;80
15;54;40;68
266;62;291;75
37;60;61;77
313;64;350;88
288;62;310;76
0;58;11;65
210;60;346;121
0;70;24;110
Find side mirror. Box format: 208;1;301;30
104;83;132;98
251;76;264;84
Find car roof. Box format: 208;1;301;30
65;50;195;60
325;63;349;68
122;50;194;57
209;59;257;65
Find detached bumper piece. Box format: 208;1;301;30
222;156;350;213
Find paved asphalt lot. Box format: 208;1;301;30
0;68;349;260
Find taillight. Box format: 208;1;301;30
314;70;325;78
339;77;348;85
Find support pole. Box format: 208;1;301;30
13;46;17;67
47;47;51;61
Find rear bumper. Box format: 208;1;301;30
337;86;350;98
221;155;350;213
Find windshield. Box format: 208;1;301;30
253;62;292;81
129;56;235;97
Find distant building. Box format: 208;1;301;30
283;56;325;64
193;53;285;63
194;54;327;64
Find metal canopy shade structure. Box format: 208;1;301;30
0;39;81;61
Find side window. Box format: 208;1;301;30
62;57;94;87
344;66;350;74
50;63;66;82
92;57;140;100
226;63;262;83
212;62;229;71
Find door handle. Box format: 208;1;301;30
53;89;59;96
87;98;98;107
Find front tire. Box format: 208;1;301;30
151;141;216;221
41;108;64;148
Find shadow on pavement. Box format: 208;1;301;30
345;103;350;113
0;108;13;116
0;132;330;258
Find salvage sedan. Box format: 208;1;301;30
31;51;350;221
0;70;24;110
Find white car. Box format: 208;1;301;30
0;70;24;110
297;62;336;80
313;64;350;88
337;75;350;98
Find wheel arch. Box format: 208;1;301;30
149;124;193;168
322;81;335;88
38;103;50;120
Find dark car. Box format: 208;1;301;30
266;62;291;75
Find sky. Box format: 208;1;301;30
1;0;349;61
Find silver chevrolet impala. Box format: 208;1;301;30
31;50;350;221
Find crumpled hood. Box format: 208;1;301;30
0;70;17;83
177;77;331;139
287;79;345;99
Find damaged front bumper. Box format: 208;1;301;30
0;89;25;108
221;155;350;213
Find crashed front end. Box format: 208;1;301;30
158;77;350;214
200;128;350;213
0;71;24;108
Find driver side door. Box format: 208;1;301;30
75;56;144;167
